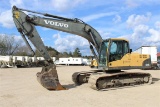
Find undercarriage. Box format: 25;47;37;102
72;70;152;90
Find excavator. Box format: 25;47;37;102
12;6;152;90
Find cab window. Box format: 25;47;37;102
109;40;129;62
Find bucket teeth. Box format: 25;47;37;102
55;83;67;90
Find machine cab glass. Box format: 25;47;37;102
99;40;109;67
109;40;129;62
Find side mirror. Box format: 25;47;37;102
130;49;132;53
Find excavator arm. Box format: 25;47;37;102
12;6;102;90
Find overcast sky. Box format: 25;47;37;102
0;0;160;55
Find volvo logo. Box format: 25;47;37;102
44;20;68;28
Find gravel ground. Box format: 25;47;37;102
0;66;160;107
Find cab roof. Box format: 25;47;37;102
107;38;129;42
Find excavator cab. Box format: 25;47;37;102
99;38;131;70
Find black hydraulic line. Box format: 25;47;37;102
88;31;99;51
10;44;19;55
13;6;74;21
19;32;35;56
43;14;74;21
88;42;99;61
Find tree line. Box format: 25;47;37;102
35;46;82;58
0;34;92;59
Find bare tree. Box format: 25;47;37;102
0;34;22;55
0;34;7;55
13;45;32;56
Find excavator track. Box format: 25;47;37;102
72;71;152;90
72;71;93;85
88;72;152;90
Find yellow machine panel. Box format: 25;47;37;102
108;53;150;68
90;59;98;68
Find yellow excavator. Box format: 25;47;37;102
90;59;98;68
12;6;152;90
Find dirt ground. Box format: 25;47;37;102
0;66;160;107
